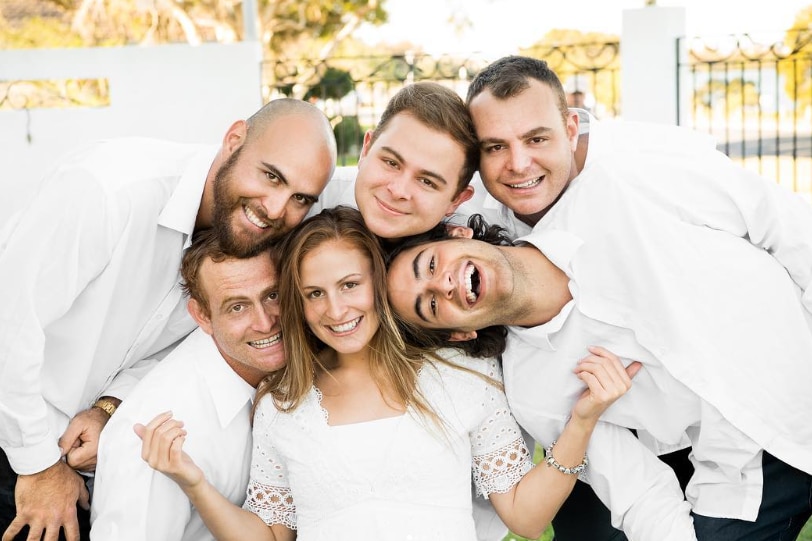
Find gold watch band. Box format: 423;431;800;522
92;397;118;417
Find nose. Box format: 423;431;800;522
325;294;348;320
386;173;410;200
263;195;287;222
508;146;531;173
430;270;455;300
252;305;275;333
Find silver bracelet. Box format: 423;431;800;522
544;440;588;475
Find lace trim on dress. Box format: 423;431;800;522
244;479;297;530
472;435;534;497
313;386;330;424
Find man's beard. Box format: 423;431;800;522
211;146;283;257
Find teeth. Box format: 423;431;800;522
464;264;477;304
508;177;541;189
244;206;269;229
329;317;361;333
249;333;282;348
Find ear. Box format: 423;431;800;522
448;329;477;342
566;111;580;152
445;224;474;239
188;299;214;336
222;120;248;155
358;129;375;162
445;185;475;216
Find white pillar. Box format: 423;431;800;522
242;0;260;42
621;6;687;125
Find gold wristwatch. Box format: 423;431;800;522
92;397;119;417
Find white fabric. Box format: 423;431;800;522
307;165;358;216
503;116;812;540
311;166;512;541
244;352;532;540
91;328;255;541
0;138;213;474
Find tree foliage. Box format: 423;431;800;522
778;6;812;115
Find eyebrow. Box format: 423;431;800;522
381;146;449;187
412;249;429;323
261;161;320;204
479;126;553;147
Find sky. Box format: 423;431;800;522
356;0;812;56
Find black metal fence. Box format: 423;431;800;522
262;42;621;166
678;29;812;195
263;32;812;198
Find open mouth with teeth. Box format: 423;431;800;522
244;205;270;229
328;316;362;334
249;332;282;349
508;176;543;189
464;263;481;306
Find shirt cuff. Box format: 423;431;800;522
4;437;62;475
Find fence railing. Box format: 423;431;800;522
262;44;621;165
679;29;812;195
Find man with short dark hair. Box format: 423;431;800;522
386;55;812;541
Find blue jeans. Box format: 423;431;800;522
692;452;812;541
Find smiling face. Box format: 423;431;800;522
190;253;285;387
386;237;516;332
212;113;334;257
469;79;580;223
354;113;473;240
300;239;379;358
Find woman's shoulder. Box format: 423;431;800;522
430;349;503;381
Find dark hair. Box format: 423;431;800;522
180;229;231;317
180;229;281;317
369;82;478;195
466;56;569;126
385;214;512;358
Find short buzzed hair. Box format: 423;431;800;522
245;98;337;161
466;56;570;126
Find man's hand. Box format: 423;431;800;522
59;406;112;472
572;345;641;422
2;460;89;541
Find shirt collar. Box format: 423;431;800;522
509;299;576;351
188;328;256;428
509;228;585;350
158;145;219;248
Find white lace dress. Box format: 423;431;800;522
243;352;533;540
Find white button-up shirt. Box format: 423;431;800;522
91;328;255;541
0;138;215;474
502;117;812;541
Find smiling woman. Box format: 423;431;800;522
134;206;639;541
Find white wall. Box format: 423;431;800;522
621;6;687;125
0;42;263;225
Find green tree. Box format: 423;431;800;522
778;6;812;116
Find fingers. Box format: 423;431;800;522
626;361;642;379
2;518;24;541
574;347;640;412
138;412;186;468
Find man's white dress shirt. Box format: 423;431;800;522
0;138;215;474
502;117;812;541
91;328;255;541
